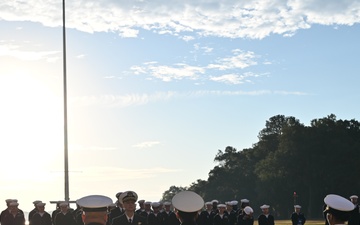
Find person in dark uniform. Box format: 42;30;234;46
171;191;204;225
29;201;42;222
198;202;215;225
136;200;146;215
109;199;124;223
348;195;360;225
51;202;61;225
225;202;236;225
54;202;76;225
258;205;274;225
291;205;305;225
111;191;147;225
323;194;355;225
211;201;219;214
1;202;25;225
76;195;113;225
231;202;239;215
30;202;52;225
148;202;164;225
1;199;15;222
161;202;179;225
213;204;229;225
140;202;153;219
238;206;253;225
237;199;250;223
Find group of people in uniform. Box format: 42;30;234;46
0;192;359;225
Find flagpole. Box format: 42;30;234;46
62;0;70;202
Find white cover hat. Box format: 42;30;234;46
244;206;253;215
172;191;204;213
324;194;354;212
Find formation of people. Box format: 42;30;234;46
0;192;359;225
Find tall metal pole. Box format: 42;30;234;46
62;0;70;202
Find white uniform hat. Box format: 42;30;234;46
59;202;69;207
172;191;204;213
76;195;112;212
244;206;253;215
231;201;238;206
260;205;270;209
119;191;138;204
205;202;212;206
9;202;19;207
350;195;358;199
36;202;46;207
164;202;171;206
33;200;42;205
324;194;354;212
211;200;219;204
218;204;226;208
241;199;249;203
294;205;301;209
152;202;160;208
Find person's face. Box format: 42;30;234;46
219;207;225;214
262;208;269;214
206;204;212;210
165;205;171;211
123;200;136;212
139;203;144;209
295;208;300;213
37;205;45;213
145;204;151;211
351;198;358;204
60;205;68;213
226;205;232;211
153;207;159;213
9;205;18;213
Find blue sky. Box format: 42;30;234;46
1;0;360;212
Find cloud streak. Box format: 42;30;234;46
0;1;359;39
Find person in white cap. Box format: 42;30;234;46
148;202;164;225
258;205;274;225
213;204;229;225
112;191;147;225
324;194;355;225
172;191;204;225
211;200;219;214
136;200;145;215
30;202;52;225
1;201;25;225
225;202;236;225
75;195;113;225
237;200;250;225
140;201;153;219
29;200;42;221
54;202;76;225
348;195;360;225
161;202;179;225
238;206;253;225
291;205;305;225
198;202;215;225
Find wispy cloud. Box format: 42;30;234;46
70;90;309;108
132;141;161;149
0;42;59;61
70;145;118;151
1;1;358;39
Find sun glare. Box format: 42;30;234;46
0;71;63;177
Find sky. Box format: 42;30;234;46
1;0;360;213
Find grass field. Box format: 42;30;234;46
255;220;324;225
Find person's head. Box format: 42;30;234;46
205;202;212;210
324;194;354;225
144;201;152;211
77;195;113;225
218;204;226;214
172;191;204;223
120;191;138;214
240;199;250;209
138;200;145;209
9;202;19;214
152;202;160;213
244;206;253;217
231;201;238;211
294;205;301;213
36;202;46;213
350;195;358;205
260;205;270;215
59;202;69;213
33;200;42;208
164;202;171;211
225;202;233;211
211;200;218;210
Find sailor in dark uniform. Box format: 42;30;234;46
323;194;355;225
109;193;124;224
136;200;146;215
148;202;164;225
225;202;237;225
257;205;274;225
54;202;76;225
211;201;219;214
29;201;42;222
1;199;16;222
140;202;153;219
348;195;360;225
1;201;25;225
111;191;147;225
76;194;113;225
291;205;305;225
171;191;204;225
238;207;253;225
213;204;229;225
198;202;215;225
29;202;52;225
161;202;179;225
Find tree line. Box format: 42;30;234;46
161;114;360;219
